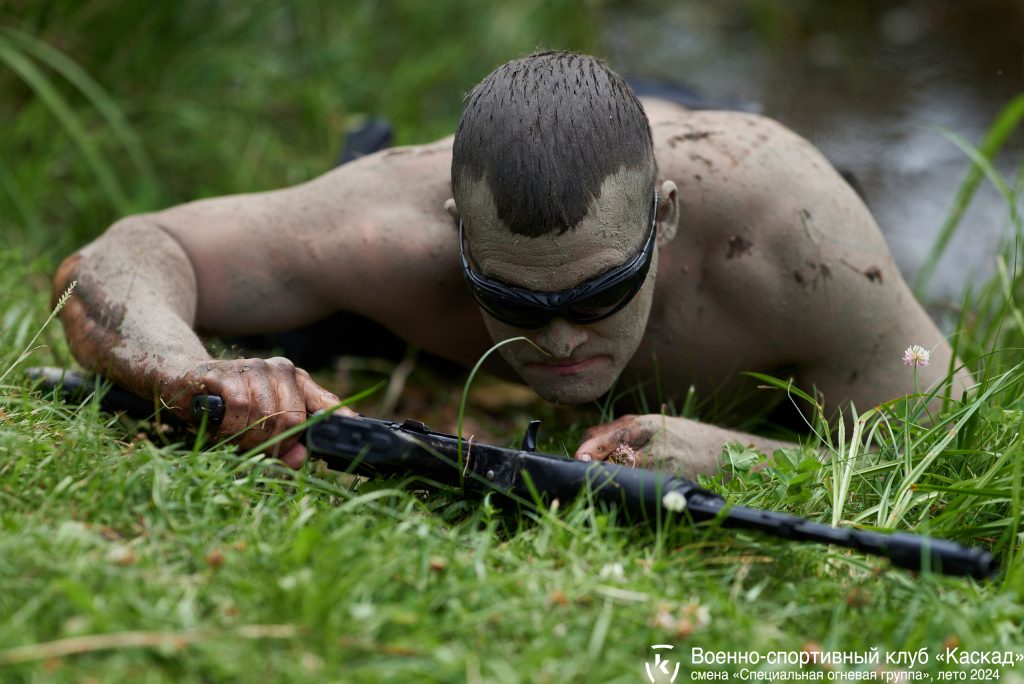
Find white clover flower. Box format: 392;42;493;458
599;562;626;582
902;345;930;368
662;490;688;512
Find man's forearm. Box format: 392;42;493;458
646;415;793;479
576;413;795;480
53;217;211;401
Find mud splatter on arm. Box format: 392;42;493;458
53;218;211;400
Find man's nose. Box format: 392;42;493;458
533;317;588;359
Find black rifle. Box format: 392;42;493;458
26;367;998;580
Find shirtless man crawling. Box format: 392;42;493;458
52;51;971;476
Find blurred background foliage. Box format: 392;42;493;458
0;0;604;253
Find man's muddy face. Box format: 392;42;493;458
460;170;657;404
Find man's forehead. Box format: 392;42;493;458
461;171;653;290
459;169;650;232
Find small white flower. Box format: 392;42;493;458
902;345;930;368
683;597;711;628
62;615;91;635
278;568;313;591
300;652;323;673
106;545;135;566
662;490;688;512
599;562;626;582
349;601;375;620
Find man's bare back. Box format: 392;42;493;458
53;54;970;477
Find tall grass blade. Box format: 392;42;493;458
914;94;1024;296
1004;410;1023;585
930;125;1022;234
0;27;157;194
832;406;874;528
0;157;42;235
0;281;75;386
456;336;543;480
0;38;128;212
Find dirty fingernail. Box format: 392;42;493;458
579;453;592;462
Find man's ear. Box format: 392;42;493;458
444;198;460;222
656;180;679;246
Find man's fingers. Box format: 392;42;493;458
573;430;618;462
210;374;257;441
295;368;342;414
295;368;356;416
171;358;349;460
575;429;601;461
280;441;308;470
576;429;623;462
262;360;311;455
574;416;652;463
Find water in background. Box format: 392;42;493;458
601;1;1024;311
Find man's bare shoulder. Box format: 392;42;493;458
646;107;892;346
302;134;456;241
648;106;808;159
651;108;884;279
646;106;958;409
145;135;471;336
651;108;847;216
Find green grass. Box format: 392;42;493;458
2;2;1024;681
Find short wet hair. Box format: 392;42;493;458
452;51;655;238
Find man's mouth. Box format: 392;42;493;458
526;355;610;376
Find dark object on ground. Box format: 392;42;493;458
230;310;411;371
337;118;393;165
28;367;999;581
25;366;177;423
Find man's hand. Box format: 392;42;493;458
575;414;792;479
575;414;660;467
160;357;349;469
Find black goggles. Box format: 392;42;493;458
459;190;659;329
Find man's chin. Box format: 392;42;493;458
520;367;617;405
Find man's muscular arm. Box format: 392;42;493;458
54;219;207;396
52;214;343;467
52;139;467;466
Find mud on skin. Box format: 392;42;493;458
53;254;126;369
